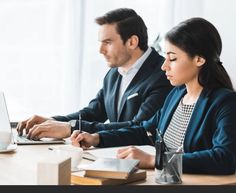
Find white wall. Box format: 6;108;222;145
203;0;236;87
1;0;236;120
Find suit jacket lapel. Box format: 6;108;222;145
183;89;210;151
109;74;122;121
117;88;133;121
116;51;156;121
159;88;186;135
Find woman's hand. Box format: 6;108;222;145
116;146;155;169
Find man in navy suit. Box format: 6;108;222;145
17;8;172;139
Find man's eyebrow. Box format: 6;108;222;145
100;38;112;42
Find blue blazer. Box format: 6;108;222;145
98;86;236;174
53;48;172;133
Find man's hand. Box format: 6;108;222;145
117;146;155;169
16;115;51;136
18;119;71;139
71;131;100;149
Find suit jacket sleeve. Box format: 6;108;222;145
53;49;172;133
182;96;236;175
97;113;159;147
75;76;171;133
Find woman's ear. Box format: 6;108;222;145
126;35;139;50
196;56;206;67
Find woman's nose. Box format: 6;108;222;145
161;59;168;71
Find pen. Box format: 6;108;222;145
79;114;82;133
159;145;183;183
78;114;83;147
167;145;183;163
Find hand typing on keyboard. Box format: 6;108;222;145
17;135;40;142
16;116;71;140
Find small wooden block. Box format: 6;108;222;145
37;155;71;185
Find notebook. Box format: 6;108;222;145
71;169;146;185
82;158;140;179
0;91;65;145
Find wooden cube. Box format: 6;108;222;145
37;155;71;185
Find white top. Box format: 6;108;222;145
117;47;152;113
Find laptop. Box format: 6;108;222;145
0;91;65;145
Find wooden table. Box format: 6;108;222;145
0;144;236;185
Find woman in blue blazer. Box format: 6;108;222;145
71;18;236;175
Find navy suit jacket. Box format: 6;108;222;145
53;48;172;133
98;86;236;175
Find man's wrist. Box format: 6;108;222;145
65;122;72;137
69;120;77;132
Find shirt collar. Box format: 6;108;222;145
118;47;152;76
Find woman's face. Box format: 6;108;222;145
161;40;204;86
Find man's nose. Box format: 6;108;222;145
99;44;106;54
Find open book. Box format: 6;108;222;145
82;158;139;179
71;169;146;185
82;145;155;161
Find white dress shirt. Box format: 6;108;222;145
117;47;152;113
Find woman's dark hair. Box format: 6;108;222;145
165;17;234;90
95;8;148;51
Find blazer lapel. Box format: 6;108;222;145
183;89;210;151
116;55;154;121
109;74;122;121
159;88;186;135
117;89;133;121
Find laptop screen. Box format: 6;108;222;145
0;92;12;133
0;91;65;145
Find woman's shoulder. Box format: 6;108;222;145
206;88;236;105
209;88;236;98
165;86;236;104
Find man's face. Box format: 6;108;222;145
98;24;131;68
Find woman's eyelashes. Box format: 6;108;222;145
169;58;177;62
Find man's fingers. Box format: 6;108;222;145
71;130;80;140
71;132;84;147
25;116;38;129
36;132;48;140
75;133;84;142
72;132;90;149
26;124;38;139
16;121;26;135
17;115;47;136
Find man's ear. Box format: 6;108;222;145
126;35;139;50
196;56;206;67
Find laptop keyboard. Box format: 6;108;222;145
10;122;18;128
16;135;39;143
